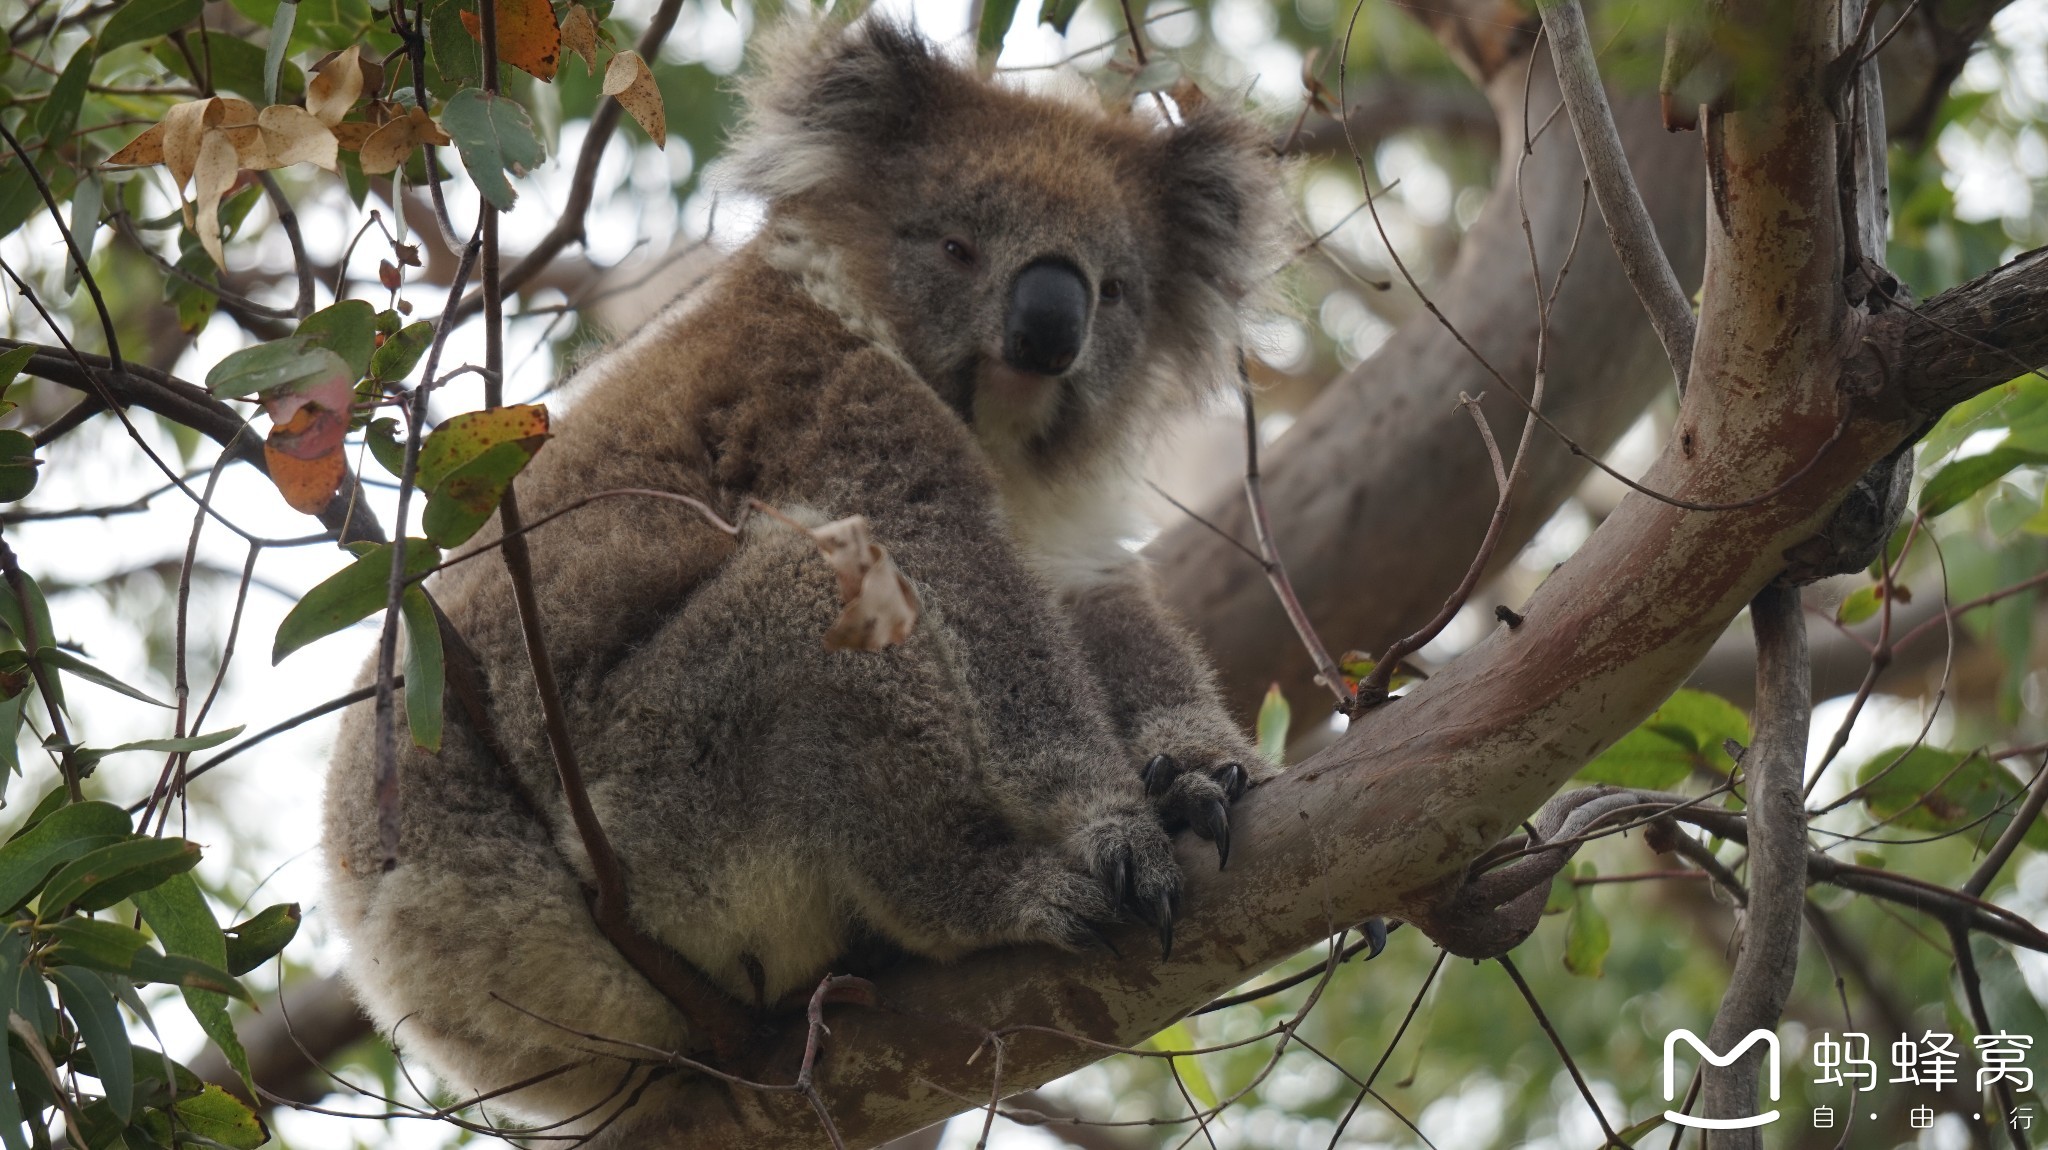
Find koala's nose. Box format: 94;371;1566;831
1003;259;1090;376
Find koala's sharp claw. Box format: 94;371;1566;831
1156;897;1175;960
1143;754;1177;797
1362;916;1389;960
1191;799;1231;869
1213;762;1248;802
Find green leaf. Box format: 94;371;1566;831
33;44;93;148
1855;745;2047;848
0;568;56;658
38;648;171;708
441;89;547;211
369;319;434;382
41;918;152;971
125;951;252;1002
99;0;204;54
1146;1022;1217;1109
223;903;300;975
296;300;377;380
0;929;30;1150
272;539;442;663
38;837;200;915
414;405;550;492
202;340;349;400
1919;446;2048;518
132;872;253;1078
50;968;132;1122
1835;584;1882;626
365;418;407;478
1254;683;1289;767
1578;688;1749;787
169;1085;268;1149
1036;0;1082;34
72;726;244;770
264;0;297;102
399;590;444;753
977;0;1020;59
1562;864;1609;977
0;433;40;504
421;439;541;547
0;348;34;394
0;801;131;913
425;0;482;92
62;174;102;297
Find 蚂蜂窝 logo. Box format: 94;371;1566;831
1664;1029;1782;1129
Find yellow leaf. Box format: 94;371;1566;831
192;128;240;268
602;49;664;148
308;45;364;127
460;0;560;82
560;4;598;73
105;121;166;167
258;104;338;171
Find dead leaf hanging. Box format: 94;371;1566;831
602;50;665;148
560;4;599;73
307;45;365;126
809;515;920;651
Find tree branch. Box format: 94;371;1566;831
1533;0;1697;393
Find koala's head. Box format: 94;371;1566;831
724;20;1286;483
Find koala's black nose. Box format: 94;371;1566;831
1003;260;1090;376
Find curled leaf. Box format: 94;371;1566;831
192;127;241;268
810;516;920;651
307;45;365;127
602;50;665;148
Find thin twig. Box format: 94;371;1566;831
1240;382;1354;713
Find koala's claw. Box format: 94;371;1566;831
1142;754;1176;798
1193;799;1231;869
1142;754;1250;869
1213;762;1249;802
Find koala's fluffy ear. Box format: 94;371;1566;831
724;20;953;202
1151;108;1288;306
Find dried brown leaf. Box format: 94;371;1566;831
105;121;166;167
258;104;338;170
810;516;920;651
560;4;599;73
192;128;240;268
601;49;664;148
331;121;377;151
308;45;365;127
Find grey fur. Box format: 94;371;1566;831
322;19;1284;1138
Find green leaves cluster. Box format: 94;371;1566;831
1575;688;1750;790
0;797;298;1149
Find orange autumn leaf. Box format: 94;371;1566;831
461;0;560;82
265;407;348;513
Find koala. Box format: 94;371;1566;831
322;18;1285;1139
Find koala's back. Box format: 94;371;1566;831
321;252;1103;1128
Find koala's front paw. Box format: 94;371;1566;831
1141;752;1253;870
1073;803;1184;959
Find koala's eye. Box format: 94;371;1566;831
1100;278;1125;303
942;238;977;267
